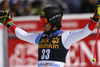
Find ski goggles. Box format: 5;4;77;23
40;17;48;25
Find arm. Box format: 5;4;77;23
10;25;38;44
0;11;38;44
62;10;99;49
62;19;97;49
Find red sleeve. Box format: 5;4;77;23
88;19;97;31
9;25;17;35
4;18;12;26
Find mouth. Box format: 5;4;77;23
42;25;46;31
43;26;48;32
43;27;47;31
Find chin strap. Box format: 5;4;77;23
44;26;60;36
44;27;53;36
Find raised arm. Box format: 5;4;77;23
62;9;99;49
0;11;38;44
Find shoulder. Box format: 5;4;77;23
62;31;71;36
35;33;44;44
61;31;71;41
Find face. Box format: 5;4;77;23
41;23;52;33
40;17;52;33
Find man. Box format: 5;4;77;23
0;6;99;67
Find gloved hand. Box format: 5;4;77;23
92;8;99;22
0;11;14;28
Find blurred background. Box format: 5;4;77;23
0;0;99;16
0;0;100;67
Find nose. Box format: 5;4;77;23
41;23;45;27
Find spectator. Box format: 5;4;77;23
31;0;43;15
64;0;82;13
23;4;32;16
10;0;24;16
0;0;10;11
8;0;98;16
46;0;69;14
81;0;97;13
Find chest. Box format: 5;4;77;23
39;36;62;49
38;35;68;62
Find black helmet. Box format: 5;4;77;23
40;6;63;27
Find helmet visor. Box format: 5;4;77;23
40;17;48;25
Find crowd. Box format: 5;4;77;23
0;0;99;17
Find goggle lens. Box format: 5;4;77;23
40;17;48;25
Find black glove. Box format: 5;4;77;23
0;11;14;28
92;8;99;22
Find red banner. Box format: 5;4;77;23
8;37;38;67
66;34;100;67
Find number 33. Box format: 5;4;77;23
41;49;50;59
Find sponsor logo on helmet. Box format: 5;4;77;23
41;10;45;15
49;14;61;21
